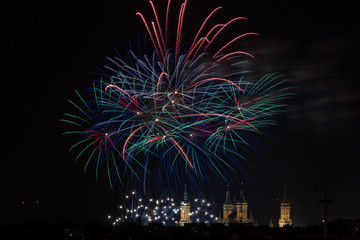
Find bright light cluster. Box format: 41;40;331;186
107;192;218;226
189;198;218;224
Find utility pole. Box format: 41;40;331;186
319;186;333;238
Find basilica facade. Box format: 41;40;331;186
179;183;292;227
221;183;254;226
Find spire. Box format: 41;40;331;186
282;182;288;203
183;184;188;202
269;217;274;228
224;184;231;204
239;182;247;203
248;209;254;224
217;212;223;223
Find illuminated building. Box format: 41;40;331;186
278;183;292;227
179;185;191;226
222;183;253;225
108;183;293;227
236;182;248;223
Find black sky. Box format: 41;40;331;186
2;0;359;226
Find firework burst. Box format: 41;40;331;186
61;0;292;195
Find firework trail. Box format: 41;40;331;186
61;0;292;195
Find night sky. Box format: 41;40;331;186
2;0;359;226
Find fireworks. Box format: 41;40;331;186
61;0;292;194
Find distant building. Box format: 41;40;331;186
179;185;191;226
223;185;234;225
220;182;293;228
222;183;254;226
110;183;294;227
236;182;248;223
278;183;292;227
269;218;274;228
248;210;254;225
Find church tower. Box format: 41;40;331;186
236;182;248;223
278;183;292;227
269;217;274;228
223;185;233;225
179;184;191;226
248;210;254;225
